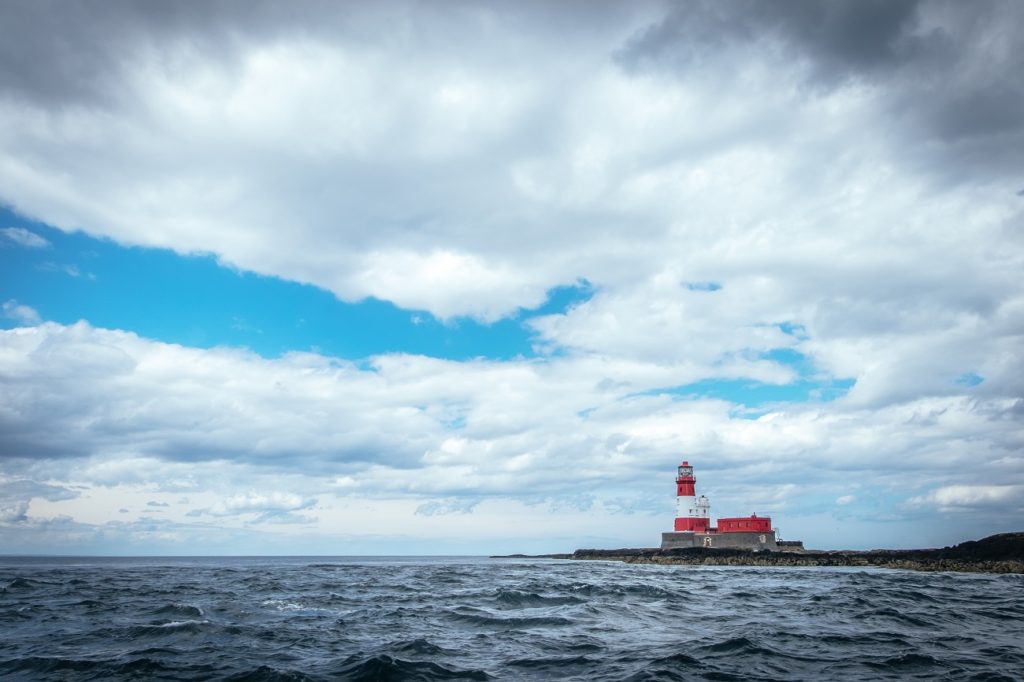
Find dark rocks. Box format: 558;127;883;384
490;553;573;559
566;532;1024;574
936;532;1024;560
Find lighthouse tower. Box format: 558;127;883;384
673;460;711;532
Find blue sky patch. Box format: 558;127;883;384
650;375;855;408
630;347;855;409
0;207;593;361
682;281;722;292
952;372;984;387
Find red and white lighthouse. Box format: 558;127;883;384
673;460;711;532
662;459;798;552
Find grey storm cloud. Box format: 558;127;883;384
0;0;297;106
4;0;1021;185
0;480;79;502
0;0;630;106
618;0;1024;181
619;0;924;79
0;480;79;523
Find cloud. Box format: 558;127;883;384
603;493;667;515
620;0;924;82
836;495;855;506
1;226;49;248
0;499;27;524
1;321;1021;545
0;512;295;554
618;0;1024;182
908;485;1024;512
189;491;318;524
2;300;42;325
351;249;549;322
0;480;79;524
415;498;480;516
528;272;800;372
38;262;84;278
146;500;169;507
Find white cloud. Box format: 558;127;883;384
836;495;855;506
1;226;49;248
0;479;79;525
1;322;1022;549
0;499;28;523
415;497;480;516
2;299;42;325
184;491;318;524
528;270;800;372
348;249;549;322
908;485;1024;512
38;262;84;278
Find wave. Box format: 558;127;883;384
97;619;214;639
855;606;931;627
332;654;491;680
0;656;99;675
446;608;574;629
222;664;318;681
0;607;34;622
621;652;707;681
696;636;780;657
817;632;913;648
507;655;594;669
864;652;946;671
566;582;680;600
153;602;205;618
0;656;177;677
492;589;584;608
389;638;453;657
156;619;209;628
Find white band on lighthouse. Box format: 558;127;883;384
676;494;711;518
675;495;696;518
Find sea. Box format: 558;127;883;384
1;556;1022;681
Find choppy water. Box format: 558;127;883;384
1;557;1023;681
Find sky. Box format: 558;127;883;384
1;0;1022;555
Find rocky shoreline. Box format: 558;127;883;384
494;532;1024;574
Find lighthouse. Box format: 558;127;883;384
661;459;803;552
673;460;711;532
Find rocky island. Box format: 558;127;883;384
497;463;1023;574
496;532;1024;574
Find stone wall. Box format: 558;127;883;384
660;530;779;551
660;532;696;549
697;531;778;551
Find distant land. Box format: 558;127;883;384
494;532;1024;574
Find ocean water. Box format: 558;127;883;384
1;557;1022;681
